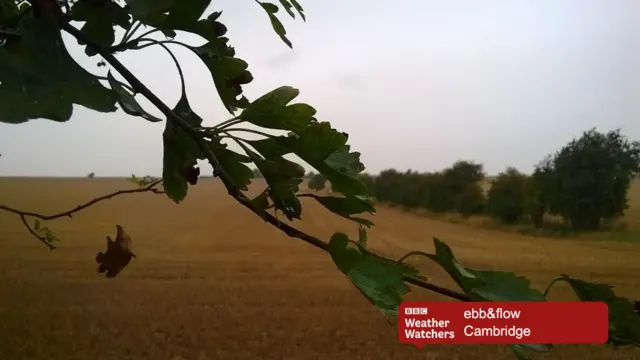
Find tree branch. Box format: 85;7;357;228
0;179;165;250
60;22;471;303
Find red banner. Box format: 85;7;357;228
398;301;608;347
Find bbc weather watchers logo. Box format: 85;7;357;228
16;1;30;10
405;307;428;315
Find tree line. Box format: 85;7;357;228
314;128;640;232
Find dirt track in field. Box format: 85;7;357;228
1;178;639;360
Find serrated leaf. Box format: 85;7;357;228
107;72;162;122
162;0;211;28
469;270;547;302
125;1;253;113
299;193;374;227
325;146;366;178
244;147;305;220
125;0;180;25
248;122;369;197
0;15;117;123
548;274;640;347
256;1;292;48
71;0;131;56
278;0;295;18
240;86;316;133
162;95;203;203
427;238;550;358
250;188;271;212
208;139;254;191
329;232;410;317
190;42;253;113
289;0;306;21
429;238;546;301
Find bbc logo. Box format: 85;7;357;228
405;307;428;315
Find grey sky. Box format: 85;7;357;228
1;0;638;177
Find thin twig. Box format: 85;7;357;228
60;22;471;303
0;180;164;220
1;180;164;250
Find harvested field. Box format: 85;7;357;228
1;178;639;360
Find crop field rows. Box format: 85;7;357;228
1;178;640;360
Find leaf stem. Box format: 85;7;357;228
134;38;186;95
130;28;162;43
213;117;244;130
220;128;278;139
121;20;142;44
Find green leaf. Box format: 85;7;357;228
0;15;117;123
125;1;253;113
547;274;640;347
71;0;131;56
256;1;292;48
427;238;546;301
325;145;366;178
162;95;203;203
426;238;551;358
106;71;162;122
278;0;296;18
248;122;369;197
240;86;316;133
508;344;533;360
250;189;271;212
328;232;410;317
244;147;305;220
289;0;306;21
299;193;375;227
190;41;253;113
162;0;211;28
125;0;179;25
208;139;254;191
469;270;547;301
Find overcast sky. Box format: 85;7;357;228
0;0;638;177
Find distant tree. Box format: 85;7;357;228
87;172;95;179
454;183;486;216
544;129;640;230
442;160;485;188
372;169;404;204
419;172;450;212
308;173;326;191
440;161;485;213
485;167;529;224
527;156;556;228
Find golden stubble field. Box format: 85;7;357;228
1;178;640;360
